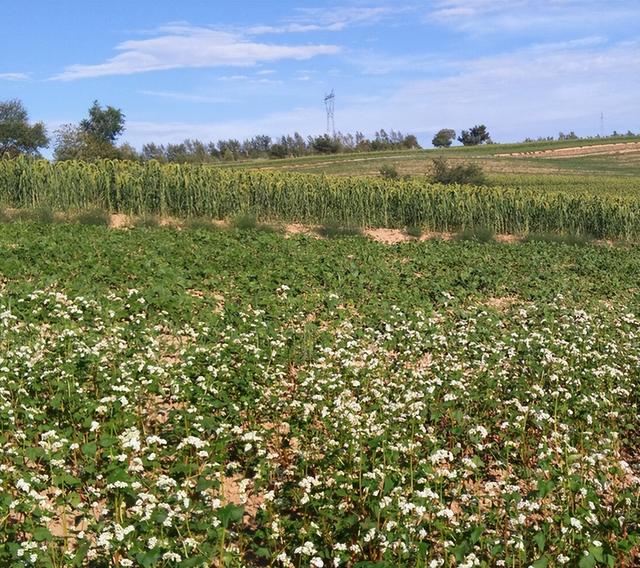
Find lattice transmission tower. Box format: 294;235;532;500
324;90;335;137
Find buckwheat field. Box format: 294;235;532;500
0;223;638;567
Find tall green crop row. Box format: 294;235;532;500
1;158;639;238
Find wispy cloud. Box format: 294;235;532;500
138;90;234;104
52;25;340;81
0;72;30;81
429;0;640;32
291;6;401;29
244;5;408;35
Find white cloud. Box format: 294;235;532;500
120;38;640;146
0;72;30;81
52;25;340;81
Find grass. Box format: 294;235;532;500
455;227;495;243
230;213;279;232
133;213;161;228
0;223;638;566
315;219;363;238
522;232;594;246
184;217;220;231
74;207;111;226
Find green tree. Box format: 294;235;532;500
0;99;49;158
432;128;456;148
458;125;491;146
311;134;341;154
54;101;127;161
53;124;121;161
80;100;125;143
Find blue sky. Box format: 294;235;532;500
2;0;639;149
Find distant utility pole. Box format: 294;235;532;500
324;90;335;137
600;111;604;137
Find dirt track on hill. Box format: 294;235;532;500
497;142;640;159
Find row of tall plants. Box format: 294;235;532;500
1;158;639;238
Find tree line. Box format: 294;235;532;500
0;99;421;163
2;98;637;162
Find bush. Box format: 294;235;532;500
379;164;400;179
455;227;495;243
405;225;423;238
12;207;57;224
230;214;278;233
185;217;219;231
134;214;160;228
316;220;362;238
431;158;487;186
231;214;257;230
75;208;110;226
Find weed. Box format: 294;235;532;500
455;227;495;243
75;208;111;227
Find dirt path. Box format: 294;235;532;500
497;142;640;159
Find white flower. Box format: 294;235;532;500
310;557;324;568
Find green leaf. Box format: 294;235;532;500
33;527;52;542
81;442;97;456
533;557;548;568
534;531;546;552
579;554;597;568
218;504;244;528
589;547;605;563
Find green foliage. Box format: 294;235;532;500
0;225;638;565
432;128;456;148
455;227;495;243
54;101;126;162
431;157;487;186
133;214;160;228
458;124;491;146
0;99;49;158
311;134;341;154
230;213;258;230
522;232;594;246
80;100;125;144
379;164;399;179
405;225;423;238
185;217;220;231
2;158;640;240
12;206;57;224
74;208;111;227
316;219;363;238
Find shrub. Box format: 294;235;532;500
75;208;110;226
316;220;363;238
185;217;219;231
379;164;400;180
12;207;57;224
134;214;160;228
431;157;487;186
456;227;495;243
405;225;423;238
231;214;257;230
